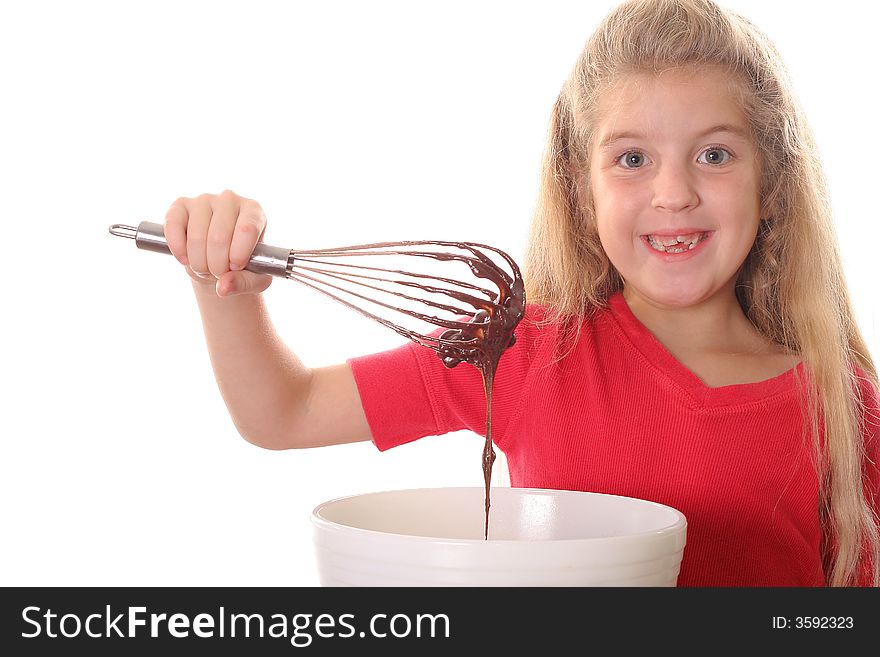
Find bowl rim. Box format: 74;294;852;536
310;486;687;545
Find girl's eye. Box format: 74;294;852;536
698;147;732;166
617;151;649;169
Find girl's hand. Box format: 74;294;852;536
163;190;273;297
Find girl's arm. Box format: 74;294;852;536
166;191;372;450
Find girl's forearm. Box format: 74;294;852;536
191;280;310;447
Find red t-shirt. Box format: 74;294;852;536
347;292;880;586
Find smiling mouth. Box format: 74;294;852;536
643;231;710;254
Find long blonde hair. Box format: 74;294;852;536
524;0;879;586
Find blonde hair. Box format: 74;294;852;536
524;0;879;586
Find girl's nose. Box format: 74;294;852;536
650;163;699;213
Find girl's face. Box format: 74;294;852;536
588;67;762;310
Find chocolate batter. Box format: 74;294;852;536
289;241;525;539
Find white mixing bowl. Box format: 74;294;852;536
311;487;687;586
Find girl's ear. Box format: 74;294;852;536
759;199;773;223
567;164;598;226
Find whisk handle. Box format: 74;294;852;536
109;221;291;277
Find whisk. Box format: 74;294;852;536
109;221;526;370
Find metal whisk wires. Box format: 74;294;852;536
283;240;523;366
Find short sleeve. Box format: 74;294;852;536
347;342;441;452
347;304;550;453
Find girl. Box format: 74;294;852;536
163;0;879;586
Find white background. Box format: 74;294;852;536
1;0;877;585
